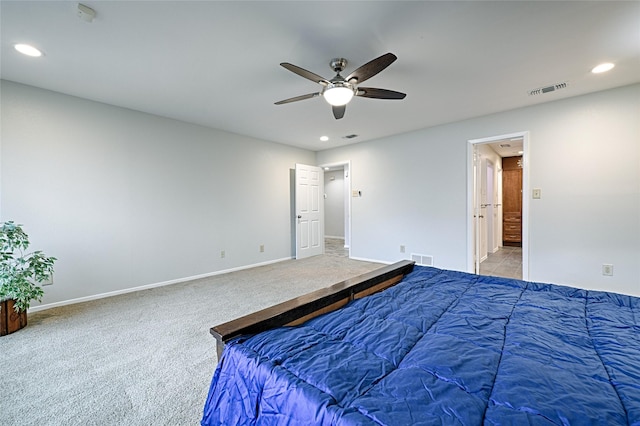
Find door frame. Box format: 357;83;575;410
467;131;530;280
318;160;351;258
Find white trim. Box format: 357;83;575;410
344;162;351;256
467;131;530;280
28;257;292;313
349;256;395;265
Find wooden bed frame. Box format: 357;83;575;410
210;260;415;358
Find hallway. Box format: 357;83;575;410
479;246;522;280
325;237;348;257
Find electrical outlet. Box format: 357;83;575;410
220;250;225;259
260;244;264;253
602;264;613;276
400;245;405;253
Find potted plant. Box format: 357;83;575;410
0;221;56;336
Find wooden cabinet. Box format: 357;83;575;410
503;212;522;244
502;157;522;246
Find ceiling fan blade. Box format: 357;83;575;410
332;105;346;119
274;92;320;105
346;53;397;84
356;87;406;100
280;63;329;85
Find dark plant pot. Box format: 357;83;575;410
0;299;27;336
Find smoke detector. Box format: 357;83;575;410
528;82;568;96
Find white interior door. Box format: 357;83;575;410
486;161;495;253
295;163;324;259
479;156;488;262
473;147;481;274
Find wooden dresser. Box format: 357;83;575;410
502;156;522;246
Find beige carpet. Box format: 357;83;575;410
0;255;381;425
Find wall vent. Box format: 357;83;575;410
528;81;568;96
411;253;434;267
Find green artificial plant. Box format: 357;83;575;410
0;221;56;312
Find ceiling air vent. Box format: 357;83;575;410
528;81;568;96
342;134;359;139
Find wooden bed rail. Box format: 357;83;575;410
210;260;415;359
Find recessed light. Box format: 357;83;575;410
319;136;329;142
14;43;43;57
591;63;614;74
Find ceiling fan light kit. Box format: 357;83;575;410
275;52;406;119
323;82;354;106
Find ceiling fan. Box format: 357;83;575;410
274;52;406;120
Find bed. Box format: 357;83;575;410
201;261;640;425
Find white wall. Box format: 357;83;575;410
0;81;315;309
324;170;345;238
318;84;640;297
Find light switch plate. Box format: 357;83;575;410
532;188;541;199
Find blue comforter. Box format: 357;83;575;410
202;267;640;425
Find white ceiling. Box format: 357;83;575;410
1;1;639;151
488;138;524;159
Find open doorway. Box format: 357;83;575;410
467;132;529;280
320;161;351;258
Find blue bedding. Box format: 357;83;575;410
201;266;640;425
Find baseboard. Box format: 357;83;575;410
324;235;345;240
28;257;293;313
349;256;392;265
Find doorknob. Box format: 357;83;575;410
297;215;302;219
